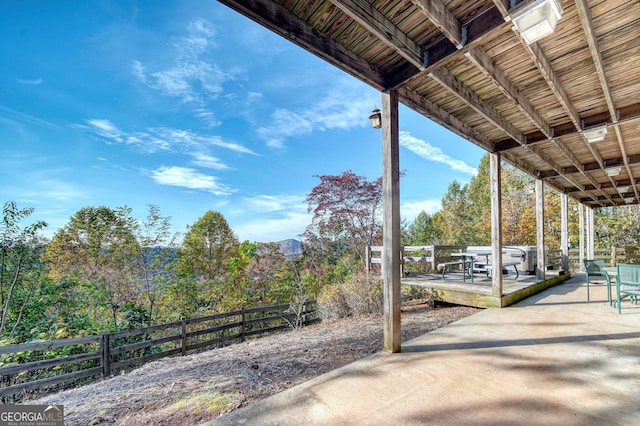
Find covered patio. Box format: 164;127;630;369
210;274;640;425
219;0;640;352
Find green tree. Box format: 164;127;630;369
174;210;239;314
135;205;177;323
0;201;47;339
43;206;140;330
404;210;441;245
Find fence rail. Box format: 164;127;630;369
0;301;318;403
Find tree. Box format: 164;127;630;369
44;206;140;330
304;170;383;264
135;205;177;322
404;210;441;245
174;210;239;313
0;201;47;338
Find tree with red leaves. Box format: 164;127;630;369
304;171;383;267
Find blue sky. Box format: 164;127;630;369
0;0;485;243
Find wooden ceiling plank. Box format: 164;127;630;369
575;0;637;200
429;68;524;144
398;86;492;150
218;0;387;89
550;139;612;202
491;0;510;18
575;0;617;120
464;46;551;138
392;4;507;87
411;0;464;48
329;0;424;69
514;31;582;131
527;144;604;203
495;101;640;151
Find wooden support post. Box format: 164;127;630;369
560;193;569;272
181;317;187;356
586;206;595;260
101;332;110;378
579;203;585;266
535;179;545;280
381;89;401;353
490;153;503;298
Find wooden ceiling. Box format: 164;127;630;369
219;0;640;208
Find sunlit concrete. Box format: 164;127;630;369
207;275;640;425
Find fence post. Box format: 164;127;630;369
241;309;246;342
101;332;110;378
611;246;617;266
181;317;187;356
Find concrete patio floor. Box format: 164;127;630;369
208;274;640;425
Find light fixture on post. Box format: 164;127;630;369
582;125;608;143
368;108;382;129
511;0;563;44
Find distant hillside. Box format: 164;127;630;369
277;239;302;259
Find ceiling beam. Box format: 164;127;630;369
411;0;464;48
514;32;582;132
464;46;551;138
397;86;493;151
575;0;639;202
550;139;609;204
329;0;424;69
217;0;388;89
390;4;507;87
494;102;640;151
429;68;524;144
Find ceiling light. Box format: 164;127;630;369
606;166;621;177
625;197;635;204
368;108;382;129
616;185;630;193
511;0;563;44
583;125;608;143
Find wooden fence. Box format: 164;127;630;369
0;301;318;403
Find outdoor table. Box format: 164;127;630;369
451;252;492;283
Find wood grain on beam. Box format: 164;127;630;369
398;86;492;150
218;0;387;89
412;0;464;48
330;0;424;69
465;47;551;137
515;31;582;131
429;68;524;144
575;0;616;120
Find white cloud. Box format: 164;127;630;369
399;131;477;176
242;194;306;213
401;199;441;222
191;153;229;170
86;119;123;142
150;166;232;195
257;77;378;148
17;78;43;84
81;119;256;161
233;210;311;242
130;18;237;127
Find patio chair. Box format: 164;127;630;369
582;259;611;303
614;264;640;314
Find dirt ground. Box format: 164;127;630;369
30;301;480;425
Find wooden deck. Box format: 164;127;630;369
402;270;571;308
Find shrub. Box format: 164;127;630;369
318;272;382;319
